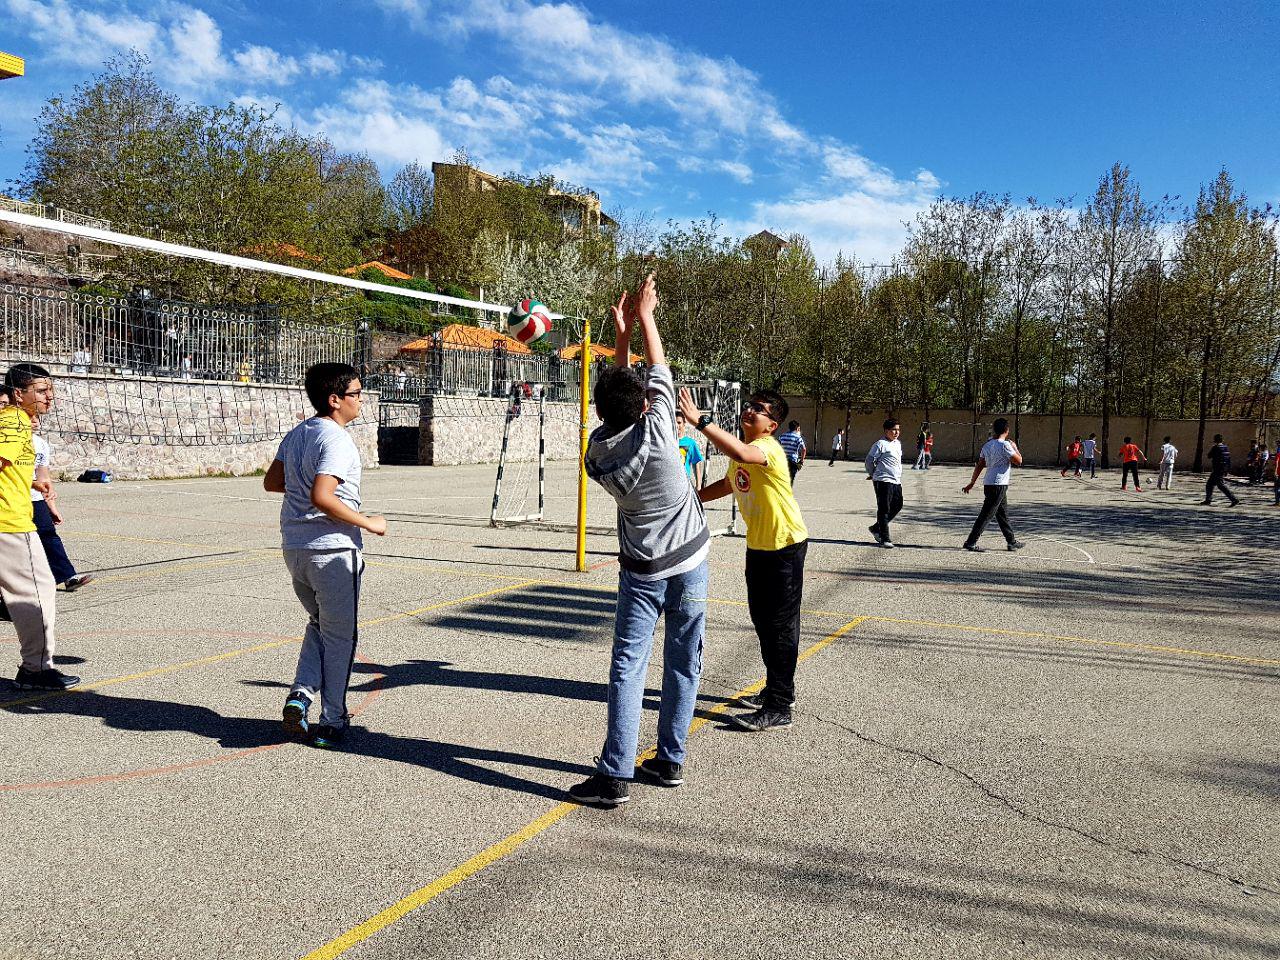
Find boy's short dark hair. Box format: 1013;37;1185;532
884;418;899;430
1163;435;1171;442
1089;432;1096;438
787;420;799;430
1123;436;1131;443
304;362;359;416
594;366;646;429
1074;435;1081;440
4;362;53;402
992;417;1009;436
1213;433;1224;443
750;389;788;426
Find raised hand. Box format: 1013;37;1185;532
635;273;659;324
678;388;702;424
609;290;632;343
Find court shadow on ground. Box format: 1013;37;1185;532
3;690;590;801
427;582;618;643
573;825;1280;957
1177;758;1280;802
839;623;1280;685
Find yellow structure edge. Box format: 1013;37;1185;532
0;52;24;79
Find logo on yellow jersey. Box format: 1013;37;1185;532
734;466;751;492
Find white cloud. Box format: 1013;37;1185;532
742;189;937;266
234;45;301;83
169;7;225;82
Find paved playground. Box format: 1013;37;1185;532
2;458;1277;960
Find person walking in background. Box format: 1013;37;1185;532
1082;433;1099;479
923;431;934;469
961;417;1026;553
828;428;844;465
1273;457;1279;506
30;417;93;592
1061;435;1083;477
1156;436;1178;490
778;420;807;486
865;418;904;548
1245;441;1260;483
912;422;929;469
1201;434;1238;507
1252;442;1269;485
1119;437;1147;491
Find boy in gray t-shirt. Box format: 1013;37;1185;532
264;363;385;749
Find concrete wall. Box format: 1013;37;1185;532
417;396;598;466
41;372;379;480
787;398;1264;468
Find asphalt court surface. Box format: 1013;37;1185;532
2;459;1277;959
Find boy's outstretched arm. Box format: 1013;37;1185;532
962;457;987;493
698;476;732;503
634;275;665;367
677;388;766;465
609;291;631;368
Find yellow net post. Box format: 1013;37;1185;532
575;316;591;572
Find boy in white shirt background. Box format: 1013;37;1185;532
865;418;904;548
1157;435;1178;490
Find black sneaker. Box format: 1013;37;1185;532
639;756;684;787
568;772;630;807
868;524;883;545
1007;540;1026;552
310;723;347;750
729;708;793;732
881;540;895;549
14;667;81;690
282;691;312;740
734;691;797;711
963;542;985;553
63;573;95;592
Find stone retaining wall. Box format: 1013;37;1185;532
39;373;379;479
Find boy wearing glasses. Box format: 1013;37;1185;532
264;363;386;749
679;387;808;732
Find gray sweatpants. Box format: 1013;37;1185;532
1157;462;1174;489
285;547;363;726
0;530;58;672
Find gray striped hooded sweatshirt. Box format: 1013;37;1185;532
585;365;709;576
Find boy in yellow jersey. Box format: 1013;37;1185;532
0;363;77;690
678;387;807;731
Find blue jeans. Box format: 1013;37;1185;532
598;560;708;779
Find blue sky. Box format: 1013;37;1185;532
1;0;1278;263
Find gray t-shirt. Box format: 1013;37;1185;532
982;438;1017;486
275;417;363;551
864;438;903;483
1160;442;1178;464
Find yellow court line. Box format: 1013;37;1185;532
864;616;1280;668
0;580;538;710
301;616;869;960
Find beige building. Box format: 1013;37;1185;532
431;162;617;235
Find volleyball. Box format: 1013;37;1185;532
507;298;553;345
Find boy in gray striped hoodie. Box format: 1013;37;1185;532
569;276;709;808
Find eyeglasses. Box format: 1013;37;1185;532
743;401;777;421
342;389;363;398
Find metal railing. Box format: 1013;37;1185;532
0;283;364;384
366;343;605;405
0;197;112;231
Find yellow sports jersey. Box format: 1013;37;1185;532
730;435;808;551
0;405;36;533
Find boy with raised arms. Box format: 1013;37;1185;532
679;386;808;732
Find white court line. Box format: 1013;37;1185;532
1028;535;1097;564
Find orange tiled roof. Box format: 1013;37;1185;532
559;343;641;363
399;324;532;354
344;260;413;280
241;242;322;263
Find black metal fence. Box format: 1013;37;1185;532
366;342;609;405
0;283;366;384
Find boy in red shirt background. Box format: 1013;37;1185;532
1061;435;1083;477
1119;436;1147;491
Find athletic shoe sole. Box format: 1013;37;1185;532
728;713;793;732
282;702;309;740
640;764;684;787
570;789;629;807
